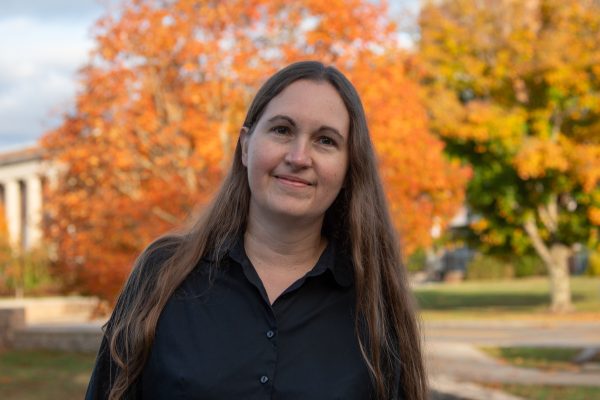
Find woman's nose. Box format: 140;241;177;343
284;139;312;168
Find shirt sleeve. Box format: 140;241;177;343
84;237;179;399
85;335;117;400
85;332;144;399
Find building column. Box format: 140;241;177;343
25;175;42;249
4;179;22;249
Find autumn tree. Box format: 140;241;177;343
419;0;600;312
42;0;468;301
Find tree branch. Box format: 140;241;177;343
523;216;553;266
537;195;558;233
550;110;564;141
151;206;180;225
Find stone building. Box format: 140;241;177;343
0;145;55;251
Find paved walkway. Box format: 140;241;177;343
423;319;600;399
427;341;600;386
430;375;526;400
424;320;600;347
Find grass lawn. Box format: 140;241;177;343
479;346;599;372
414;276;600;320
0;349;96;400
483;383;600;400
480;347;600;398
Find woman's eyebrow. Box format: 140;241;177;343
267;115;296;126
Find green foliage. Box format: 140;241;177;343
406;248;427;273
22;246;58;295
587;250;600;277
466;253;514;280
0;245;57;297
513;254;547;278
0;245;12;296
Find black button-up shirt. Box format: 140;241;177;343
86;236;374;399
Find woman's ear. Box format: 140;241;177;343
240;127;249;167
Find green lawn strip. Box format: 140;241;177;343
414;277;600;318
478;346;588;372
483;383;600;400
0;349;96;400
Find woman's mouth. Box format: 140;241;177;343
275;175;313;187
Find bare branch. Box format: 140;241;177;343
537;195;558;233
523;216;553;266
151;206;181;225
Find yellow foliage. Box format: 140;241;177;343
470;218;489;233
588;250;600;276
514;137;569;179
569;144;600;193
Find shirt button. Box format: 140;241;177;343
260;375;269;384
266;330;275;338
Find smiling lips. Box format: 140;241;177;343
274;174;314;187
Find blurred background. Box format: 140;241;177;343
0;0;598;399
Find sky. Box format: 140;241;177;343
0;0;419;152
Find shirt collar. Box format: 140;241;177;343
228;233;353;288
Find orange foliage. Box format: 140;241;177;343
0;203;15;294
589;207;600;226
570;144;600;194
349;54;471;254
42;0;468;301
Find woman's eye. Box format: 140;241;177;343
271;126;290;135
317;136;335;146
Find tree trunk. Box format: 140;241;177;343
523;217;574;313
546;244;573;313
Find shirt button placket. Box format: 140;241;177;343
262;310;277;395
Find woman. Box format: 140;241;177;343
86;61;427;400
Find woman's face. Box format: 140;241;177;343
241;79;350;224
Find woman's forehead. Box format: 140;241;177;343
258;80;350;137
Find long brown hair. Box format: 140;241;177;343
105;61;427;400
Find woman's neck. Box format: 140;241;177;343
244;211;326;273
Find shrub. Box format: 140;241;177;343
0;245;58;297
407;248;427;273
466;253;514;280
587;250;600;277
22;246;59;295
513;254;546;278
